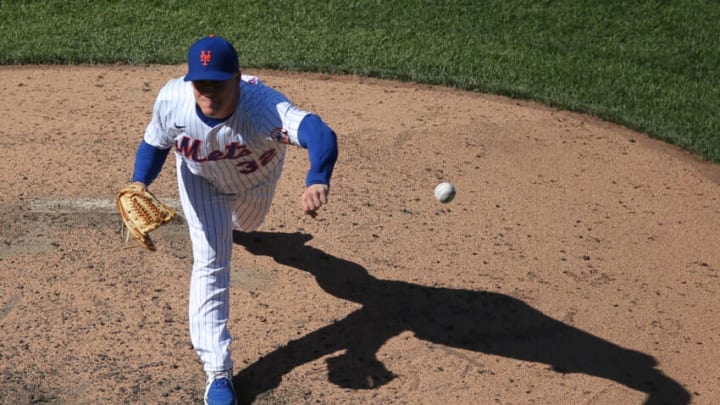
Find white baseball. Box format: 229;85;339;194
434;182;456;203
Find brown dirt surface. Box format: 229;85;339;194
1;65;719;405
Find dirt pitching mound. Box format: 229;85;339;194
1;65;719;404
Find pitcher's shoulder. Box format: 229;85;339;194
241;74;260;85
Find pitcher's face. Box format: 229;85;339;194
192;73;240;118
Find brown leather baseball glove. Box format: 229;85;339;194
115;183;176;251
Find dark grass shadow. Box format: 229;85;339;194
231;231;689;405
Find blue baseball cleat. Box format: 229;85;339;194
204;370;236;405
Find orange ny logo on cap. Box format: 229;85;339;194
200;50;212;66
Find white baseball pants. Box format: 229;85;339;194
176;159;277;372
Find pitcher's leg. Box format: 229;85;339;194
177;160;236;373
232;181;278;232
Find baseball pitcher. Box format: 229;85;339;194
120;35;338;405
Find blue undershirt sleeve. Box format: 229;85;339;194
131;140;171;186
297;114;339;187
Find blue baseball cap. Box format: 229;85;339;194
184;35;240;82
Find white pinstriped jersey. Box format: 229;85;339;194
143;75;309;194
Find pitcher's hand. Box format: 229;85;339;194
301;184;329;218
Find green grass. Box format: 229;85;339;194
2;0;719;163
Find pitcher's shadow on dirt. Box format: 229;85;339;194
231;231;689;405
